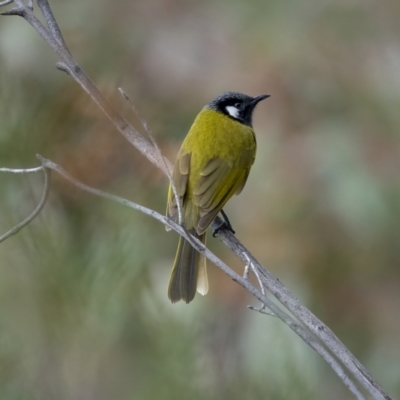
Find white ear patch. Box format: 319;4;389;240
226;105;240;119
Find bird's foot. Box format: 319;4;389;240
212;220;235;237
212;209;236;237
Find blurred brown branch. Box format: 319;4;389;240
0;1;392;400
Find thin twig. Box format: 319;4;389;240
118;87;182;226
0;166;43;173
37;0;70;55
243;252;270;313
37;156;165;224
243;252;265;296
0;0;13;7
0;165;50;243
248;305;276;317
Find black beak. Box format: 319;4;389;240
243;94;270;127
251;94;270;105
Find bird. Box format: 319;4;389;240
166;91;269;303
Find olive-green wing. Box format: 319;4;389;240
193;155;252;235
166;152;191;226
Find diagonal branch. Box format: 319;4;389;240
215;228;391;400
118;87;183;226
0;0;13;7
37;155;365;400
36;0;70;54
0;2;392;400
19;0;169;173
0;166;43;174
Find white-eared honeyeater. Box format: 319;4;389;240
166;92;269;303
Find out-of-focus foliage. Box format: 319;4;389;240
0;0;400;399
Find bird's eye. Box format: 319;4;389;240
234;102;242;109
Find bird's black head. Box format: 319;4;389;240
207;91;270;127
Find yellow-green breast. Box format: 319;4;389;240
179;108;256;194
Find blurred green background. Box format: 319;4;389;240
1;0;400;399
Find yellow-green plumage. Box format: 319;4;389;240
166;92;268;303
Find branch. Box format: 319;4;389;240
37;0;69;53
0;0;13;7
118;87;183;226
0;165;50;243
215;229;391;400
36;155;366;400
0;2;392;400
2;0;170;173
0;166;43;173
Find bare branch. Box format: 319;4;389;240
37;0;70;54
0;165;50;243
9;2;170;173
243;252;265;296
248;305;276;317
35;156;197;255
36;155;366;400
118;87;183;226
1;6;24;16
215;227;391;400
0;166;43;173
37;155;166;225
0;0;13;7
0;3;392;399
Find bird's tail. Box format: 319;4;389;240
168;229;208;303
